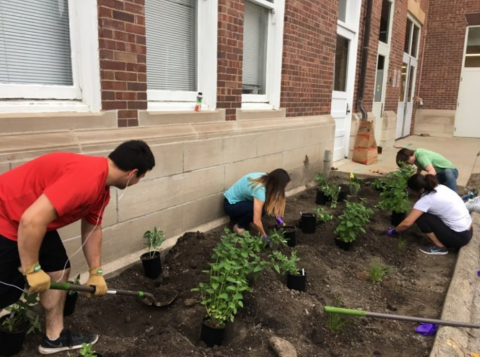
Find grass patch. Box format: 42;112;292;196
368;259;390;284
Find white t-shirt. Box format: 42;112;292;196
414;184;472;232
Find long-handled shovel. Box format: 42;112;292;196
50;281;177;308
325;306;480;329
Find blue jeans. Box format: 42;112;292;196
224;198;264;229
436;168;458;193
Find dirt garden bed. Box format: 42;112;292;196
17;175;457;357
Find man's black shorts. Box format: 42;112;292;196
0;231;70;309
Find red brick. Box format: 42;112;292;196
103;100;127;110
125;23;145;35
102;81;127;91
100;49;114;60
118;110;138;119
125;2;143;15
127;82;147;91
113;10;135;23
136;35;146;45
114;51;137;63
115;92;137;100
98;6;112;18
127;119;139;127
127;101;147;110
102;60;126;71
118;119;129;127
102;91;115;101
115;72;137;81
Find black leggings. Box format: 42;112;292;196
416;213;472;249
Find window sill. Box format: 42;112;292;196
139;109;226;126
236;108;286;120
0;100;91;114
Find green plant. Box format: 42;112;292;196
327;185;341;208
313;206;333;223
368;259;390;283
397;237;407;250
315;173;329;190
334;199;373;243
267;228;288;249
68;274;81;296
1;292;41;334
326;298;349;333
377;163;415;214
68;343;98;357
270;251;301;276
143;227;165;259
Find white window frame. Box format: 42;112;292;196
241;0;285;110
147;0;218;112
337;0;360;33
0;0;101;113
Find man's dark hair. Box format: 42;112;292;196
396;148;415;167
108;140;155;177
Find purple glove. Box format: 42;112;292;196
262;235;270;243
387;227;399;237
275;216;285;227
414;323;438;336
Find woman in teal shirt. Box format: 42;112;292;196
224;169;290;238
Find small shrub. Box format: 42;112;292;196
315;173;341;208
270;251;301;276
1;292;41;334
313;206;334;223
368;259;390;283
143;227;165;259
377;163;415;214
334;199;373;243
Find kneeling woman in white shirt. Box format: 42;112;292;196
394;174;472;255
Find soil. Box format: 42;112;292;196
17;175;458;357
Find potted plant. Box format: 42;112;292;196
68;343;103;357
348;173;362;196
299;212;316;234
313;206;333;223
314;173;331;205
64;274;81;317
271;251;305;292
280;225;297;247
141;227;165;279
334;199;373;251
0;292;41;356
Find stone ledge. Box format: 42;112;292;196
138;109;226;126
0;111;117;135
236;108;287;120
430;212;480;356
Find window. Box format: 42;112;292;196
338;0;347;23
0;0;101;113
379;0;392;44
465;27;480;68
241;0;285;110
334;35;349;92
145;0;217;111
404;18;420;58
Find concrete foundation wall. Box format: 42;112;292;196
0;116;334;275
380;111;397;148
414;109;455;137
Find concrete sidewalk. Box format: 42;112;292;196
336;134;480;356
336;135;480;188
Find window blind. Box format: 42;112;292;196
145;0;197;91
0;0;73;86
242;1;268;95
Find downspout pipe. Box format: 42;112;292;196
357;0;374;121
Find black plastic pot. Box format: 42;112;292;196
201;319;226;347
0;315;28;357
377;146;383;154
64;291;79;317
334;238;352;251
391;211;406;226
315;189;329;205
299;213;316;234
140;251;162;279
287;270;306;292
337;189;348;203
283;226;297;247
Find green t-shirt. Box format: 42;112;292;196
414;148;456;173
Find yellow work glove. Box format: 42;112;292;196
85;267;108;297
23;262;51;293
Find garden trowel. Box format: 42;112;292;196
50;281;177;308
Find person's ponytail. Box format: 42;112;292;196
424;174;439;193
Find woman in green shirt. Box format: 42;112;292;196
224;169;290;239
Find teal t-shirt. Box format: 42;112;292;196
224;173;266;204
414;148;456;172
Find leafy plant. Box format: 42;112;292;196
315;173;329;190
1;292;41;334
348;174;361;196
368;259;390;283
68;274;81;296
334;199;373;243
397;237;407;250
143;227;165;259
326;185;341;208
68;343;98;357
377;163;415;214
270;251;301;276
267;228;288;250
326;298;349;333
313;206;333;223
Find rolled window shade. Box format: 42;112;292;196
0;0;73;86
242;1;268;95
145;0;197;91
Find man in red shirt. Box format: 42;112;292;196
0;140;155;355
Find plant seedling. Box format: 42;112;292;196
368;259;391;284
326;298;349;333
334;199;373;243
348;173;362;195
1;292;41;334
68;343;98;357
312;206;333;223
397;237;407;250
143;227;165;259
270;251;301;276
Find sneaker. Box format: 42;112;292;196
38;329;99;355
419;245;448;255
233;224;245;236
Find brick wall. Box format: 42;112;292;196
280;0;337;117
217;0;244;121
98;0;147;127
419;0;480;110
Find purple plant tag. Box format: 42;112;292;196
415;323;438;336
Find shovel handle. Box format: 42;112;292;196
50;282;147;298
325;306;367;316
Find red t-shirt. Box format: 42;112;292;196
0;153;110;241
